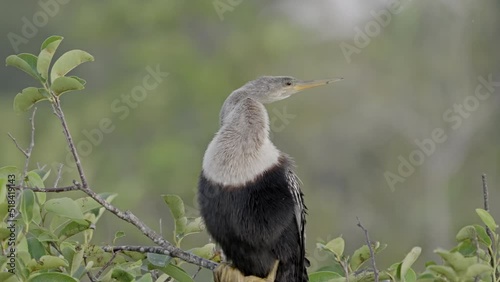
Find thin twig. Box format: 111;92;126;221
192;266;203;279
356;217;379;282
54;163;64;187
7;133;28;158
482;174;499;279
95;251;119;279
14;185;81;193
102;245;171;255
52;101;88;188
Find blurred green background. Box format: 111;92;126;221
1;0;499;279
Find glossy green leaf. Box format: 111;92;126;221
184;217;205;235
135;274;153;282
189;243;216;259
308;271;343;282
51;76;85;96
163;194;187;237
350;242;381;271
45;197;85;221
13;87;49;113
27;237;46;260
427;265;457;281
147;253;171;267
37;36;63;80
465;263;493;278
27;272;77;282
473;224;492;246
26;171;45;189
6;53;41;81
58;220;91;240
111;268;134;282
325;237;345;257
400;247;421;281
113;231;126;244
68;75;86;86
434;249;477;275
20;189;35;225
162;263;194;282
0;166;19;179
476;208;498;231
27;255;69;271
50;50;94;83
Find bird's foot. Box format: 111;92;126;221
213;260;279;282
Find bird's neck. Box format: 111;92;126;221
202;96;281;186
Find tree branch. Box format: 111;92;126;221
356;217;379;282
8;107;37;188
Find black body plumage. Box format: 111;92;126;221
199;156;308;281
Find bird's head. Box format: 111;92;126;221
243;76;343;104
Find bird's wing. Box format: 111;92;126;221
286;170;307;261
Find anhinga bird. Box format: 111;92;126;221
198;76;341;281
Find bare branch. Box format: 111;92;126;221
95;251;120;279
54;163;64;187
102;245;171;255
356;217;379;282
52;101;89;188
15;185;81;193
7;133;28;158
481;174;499;279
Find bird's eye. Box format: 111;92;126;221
285;81;293;86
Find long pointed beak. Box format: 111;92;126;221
293;77;343;92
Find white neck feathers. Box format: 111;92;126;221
202;97;280;186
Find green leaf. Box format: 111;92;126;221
27;237;47;260
473;224;492;246
6;53;41;82
135;274;153;282
476;208;498;231
111;268;134;282
28;272;77;282
26;171;45;188
45;197;85;221
465;263;493;278
147;253;171;267
58;220;91;240
163;194;187;237
400;247;421;281
113;231;126;244
0;166;19;178
68;75;86;86
456;225;476;242
13;87;49;113
162;264;194;282
324;237;345;257
20;189;35;225
37;36;63;81
189;243;216;259
427;265;457;281
50;50;94;83
434;249;477;275
27;255;69;271
51;76;85;96
184;217;205;235
308;271;343;282
350;242;381;271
